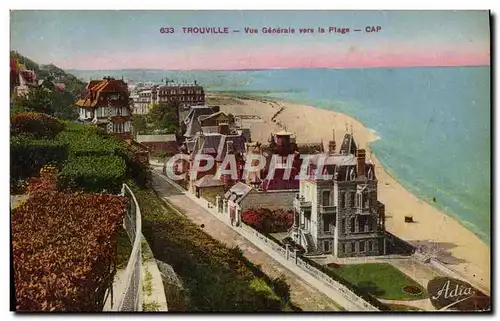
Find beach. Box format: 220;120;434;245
210;93;491;292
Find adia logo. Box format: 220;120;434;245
427;277;490;311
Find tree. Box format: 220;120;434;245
227;113;236;125
132;114;148;136
11;87;53;115
147;100;180;134
11;85;79;121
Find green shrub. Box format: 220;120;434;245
58;156;125;194
56;130;124;156
11;112;65;139
117;147;150;188
10;135;68;181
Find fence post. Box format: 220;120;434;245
285;244;290;260
294;249;299;264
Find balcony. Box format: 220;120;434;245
319;205;337;215
356;207;377;215
293;194;311;210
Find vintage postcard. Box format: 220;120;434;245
9;10;491;312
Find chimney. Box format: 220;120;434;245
328;129;336;155
218;123;230;135
356;149;366;178
226;140;234;154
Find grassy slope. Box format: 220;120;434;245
115;225;132;270
329;263;428;301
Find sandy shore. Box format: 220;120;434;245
211;93;490;292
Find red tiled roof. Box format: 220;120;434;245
76;78;129;109
20;70;36;84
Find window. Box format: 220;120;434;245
339;192;345;208
323;216;333;232
359;216;368;232
350;217;355;233
363;191;369;208
322;190;330;206
350;192;355;208
351;242;356;253
341;243;346;253
360;241;365;252
368;168;373;180
113;123;125;133
341;219;345;234
367;240;373;251
323;241;330;253
357;193;362;208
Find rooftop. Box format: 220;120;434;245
195;174;225;188
136;134;177;143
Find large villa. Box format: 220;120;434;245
291;133;386;257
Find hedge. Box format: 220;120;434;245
58;156;126;194
56;130;124;156
116;147;150;188
241;208;293;234
12;189;126;311
10;135;68;181
11;112;65;139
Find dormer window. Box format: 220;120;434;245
349;168;355;181
367;168;373;180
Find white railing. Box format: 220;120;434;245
106;184;143;311
239;222;379;311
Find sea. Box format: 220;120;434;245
69;67;491;244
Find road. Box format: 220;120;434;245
150;168;343;311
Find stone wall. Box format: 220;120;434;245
240;189;298;212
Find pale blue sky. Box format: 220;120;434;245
10;10;490;69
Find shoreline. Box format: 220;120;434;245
209;93;490;293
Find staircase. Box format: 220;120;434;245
300;229;316;254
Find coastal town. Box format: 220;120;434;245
10;49;491;313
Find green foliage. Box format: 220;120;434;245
227;113;235;125
115;225;132;270
58;156;126;194
10;135;68;181
132;114;148;135
11;87;53;115
142;301;161;311
10;51;85;120
11;112;65;139
116;146;151;188
147;101;180;134
10;51;86;96
55;125;124;156
330;263;428;301
143;269;153;296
